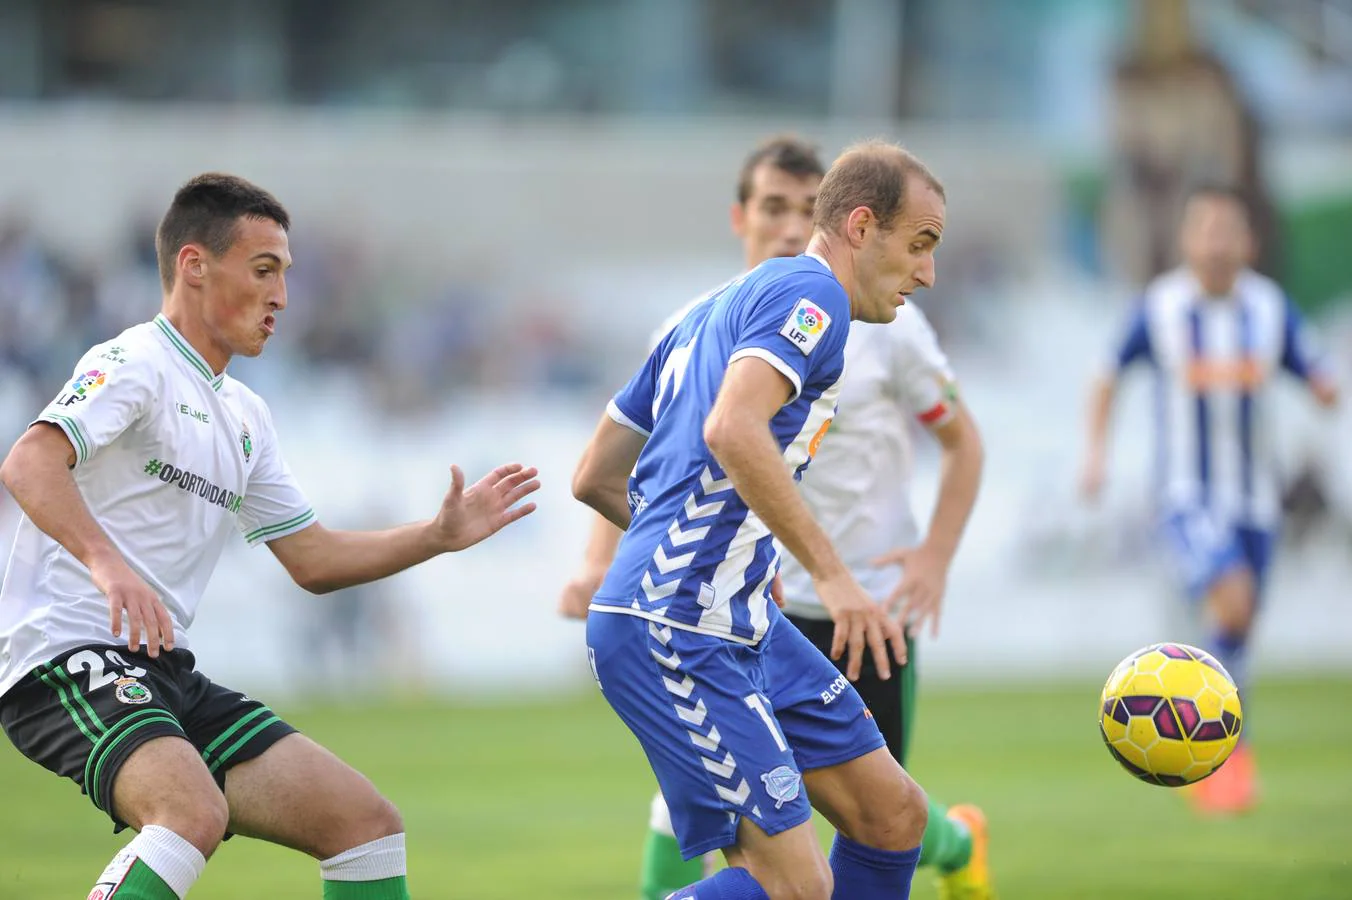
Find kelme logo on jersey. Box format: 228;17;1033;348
113;677;151;705
143;458;244;513
54;370;107;406
779;298;831;355
240;420;253;462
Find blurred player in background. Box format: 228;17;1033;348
558;133;825;900
573;141;943;900
0;174;539;900
1080;183;1338;815
561;136;992;899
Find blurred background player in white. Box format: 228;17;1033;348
779;299;988;898
557;134;824;900
1080;183;1338;816
0;174;540;900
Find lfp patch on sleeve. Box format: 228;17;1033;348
779;298;832;355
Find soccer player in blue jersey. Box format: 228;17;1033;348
1081;183;1338;815
573;141;945;900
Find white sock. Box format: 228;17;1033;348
92;825;205;899
320;833;408;882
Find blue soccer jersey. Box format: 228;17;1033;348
591;254;850;644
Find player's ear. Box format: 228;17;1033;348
845;206;874;247
729;201;747;239
178;244;206;287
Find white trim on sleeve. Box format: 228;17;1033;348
606;400;652;437
727;348;804;401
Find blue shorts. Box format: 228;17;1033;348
1160;508;1277;601
586;610;885;860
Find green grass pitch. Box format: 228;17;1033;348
1;676;1349;899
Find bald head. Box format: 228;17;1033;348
813;141;945;234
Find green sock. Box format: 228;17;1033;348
322;876;411;899
917;798;973;873
640;829;703;900
101;859;179;899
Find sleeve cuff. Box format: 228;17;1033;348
728;348;804;401
243;509;316;546
606;400;652;437
35;413;92;465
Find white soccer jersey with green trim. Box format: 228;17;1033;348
0;314;314;697
779;302;958;620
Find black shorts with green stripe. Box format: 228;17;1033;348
784;613;918;768
0;643;296;831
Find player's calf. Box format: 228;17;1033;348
719;818;833;900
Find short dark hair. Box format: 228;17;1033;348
1185;182;1252;221
736;135;825;205
813;141;945;233
156;173;290;289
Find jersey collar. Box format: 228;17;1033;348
153;314;226;392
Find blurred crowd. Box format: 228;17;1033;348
0;209;604;438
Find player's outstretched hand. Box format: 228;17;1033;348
815;571;906;682
435;463;541;552
91;559;173;658
558;568;604;619
874;543;949;639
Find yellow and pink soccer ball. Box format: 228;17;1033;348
1099;642;1243;787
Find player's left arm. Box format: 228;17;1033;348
267;462;540;594
240;402;538;594
873;311;984;637
1279;297;1338;408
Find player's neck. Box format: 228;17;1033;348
805;234;855;301
159;300;231;375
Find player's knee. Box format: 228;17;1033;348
849;769;927;852
324;793;403;857
149;790;230;858
370;795;404;838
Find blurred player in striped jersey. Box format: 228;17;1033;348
1081;183;1338;815
561;137;991;899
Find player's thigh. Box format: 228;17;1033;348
223;732;402;859
802;745;925;851
783;613;908;766
113;734;230;855
586;611;814;862
0;645;216;832
762;616;886;774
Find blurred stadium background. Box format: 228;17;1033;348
1;1;1350;897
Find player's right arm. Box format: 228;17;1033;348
705;356;905;681
572;415;648;531
0;365;174;657
1082;302;1153;500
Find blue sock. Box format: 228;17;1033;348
829;834;921;899
663;866;769;900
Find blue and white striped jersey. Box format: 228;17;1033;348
1113;266;1326;527
591;254;850;644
